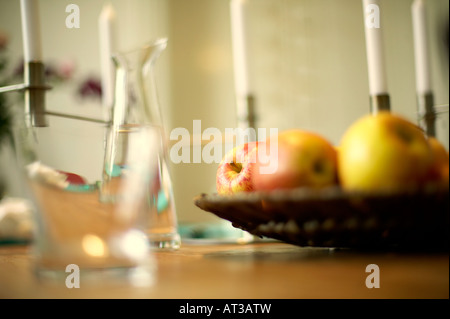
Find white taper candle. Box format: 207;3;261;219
230;0;251;97
20;0;43;62
99;3;117;110
363;0;388;96
412;0;432;95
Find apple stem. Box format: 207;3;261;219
230;162;242;173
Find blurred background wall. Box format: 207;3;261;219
0;0;448;226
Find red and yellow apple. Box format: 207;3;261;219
425;136;449;188
216;142;258;195
252;129;339;191
338;111;433;193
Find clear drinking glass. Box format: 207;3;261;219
0;116;36;245
99;38;180;250
0;101;156;286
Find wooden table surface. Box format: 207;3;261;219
0;240;448;299
1;183;448;300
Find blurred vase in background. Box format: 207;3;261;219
100;38;181;250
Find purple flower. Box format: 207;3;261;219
77;76;102;99
12;58;76;82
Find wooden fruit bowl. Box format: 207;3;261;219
194;186;449;251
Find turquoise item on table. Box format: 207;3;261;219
65;183;97;193
109;164;122;177
157;189;168;213
104;164;123;177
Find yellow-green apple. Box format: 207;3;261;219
216;142;258;195
252;129;338;191
425;137;449;188
338;111;433;193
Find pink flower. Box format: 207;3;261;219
56;59;76;80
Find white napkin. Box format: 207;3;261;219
0;197;34;242
26;161;69;189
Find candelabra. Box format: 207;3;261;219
0;61;49;127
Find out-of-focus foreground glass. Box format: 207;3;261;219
0;38;181;286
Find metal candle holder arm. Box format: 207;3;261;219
0;61;109;127
0;61;49;127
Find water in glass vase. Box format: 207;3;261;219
100;123;180;250
99;38;181;250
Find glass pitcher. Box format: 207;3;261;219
0;94;159;286
100;38;181;250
